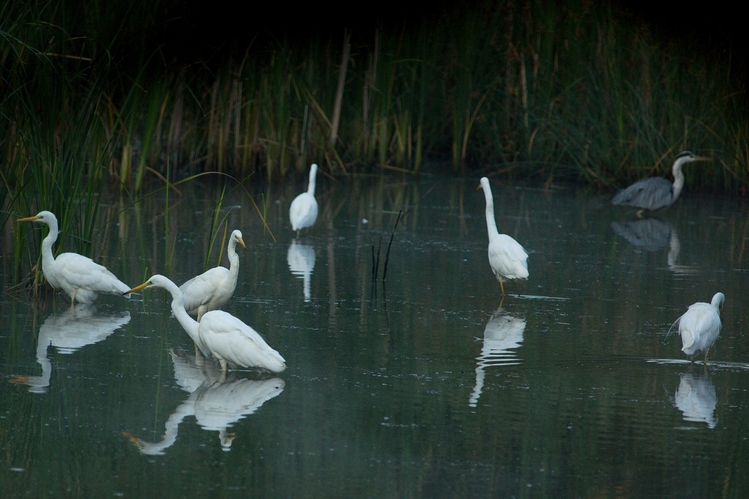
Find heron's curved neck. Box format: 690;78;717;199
307;167;317;196
40;221;59;270
165;284;201;346
482;188;500;240
671;158;687;202
227;239;240;279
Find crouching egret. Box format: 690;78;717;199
676;292;725;364
17;211;130;304
126;275;286;374
180;229;246;321
289;163;319;235
478;178;529;295
611;151;711;212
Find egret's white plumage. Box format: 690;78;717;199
289;163;319;234
180;230;246;321
478;178;529;295
17;211;130;304
677;292;725;364
126;275;286;374
611;151;711;211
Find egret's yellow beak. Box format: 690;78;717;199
237;236;247;249
16;215;41;223
476;184;483;191
124;281;150;295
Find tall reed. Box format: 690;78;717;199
1;0;747;200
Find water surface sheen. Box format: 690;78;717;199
2;177;748;498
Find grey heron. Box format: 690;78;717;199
611;151;711;212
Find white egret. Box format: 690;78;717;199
289;163;319;235
676;292;725;364
478;177;529;295
126;275;286;374
611;151;711;212
180;229;246;321
17;211;130;304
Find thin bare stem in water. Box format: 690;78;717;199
382;210;402;281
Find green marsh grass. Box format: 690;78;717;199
1;0;747;211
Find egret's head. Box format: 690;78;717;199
124;274;173;295
17;210;58;228
711;292;725;310
232;230;246;249
477;177;490;192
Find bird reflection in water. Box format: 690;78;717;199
673;368;717;429
610;218;696;275
469;307;525;407
9;304;130;393
125;349;285;454
287;241;316;302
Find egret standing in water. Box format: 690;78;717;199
16;211;130;304
676;292;725;365
611;151;711;213
289;163;319;236
126;275;286;374
478;178;529;296
180;230;245;321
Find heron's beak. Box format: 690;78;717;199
694;156;712;162
16;215;41;223
124;281;150;295
237;236;247;250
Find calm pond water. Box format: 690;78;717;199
1;176;748;498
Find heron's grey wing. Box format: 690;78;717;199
611;177;673;210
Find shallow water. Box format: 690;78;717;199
1;177;748;498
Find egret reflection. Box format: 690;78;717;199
127;349;285;455
9;304;130;393
674;369;717;429
469;307;525;407
287;241;316;302
610;218;696;275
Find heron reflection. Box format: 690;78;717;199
469;307;525;407
287;241;316;302
9;304;130;393
673;369;717;429
126;349;284;455
610;218;696;275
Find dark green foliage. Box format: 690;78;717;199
1;0;747;205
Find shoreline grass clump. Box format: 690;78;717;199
1;0;747;219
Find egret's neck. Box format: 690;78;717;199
482;189;500;240
671;159;687;202
166;285;201;346
40;221;59;271
307;166;317;196
227;239;240;279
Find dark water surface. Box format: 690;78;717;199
2;177;748;498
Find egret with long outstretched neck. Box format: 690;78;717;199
126;275;286;374
16;211;130;304
180;230;246;321
289;163;319;236
478;178;529;296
